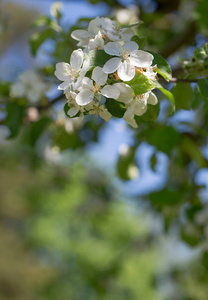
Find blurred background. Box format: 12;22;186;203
0;0;208;299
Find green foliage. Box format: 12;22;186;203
147;125;181;155
116;147;136;180
197;78;208;99
172;82;193;110
30;28;55;56
156;82;175;112
85;50;112;68
131;35;146;49
147;51;172;81
4;102;26;138
125;73;155;95
105;98;126;118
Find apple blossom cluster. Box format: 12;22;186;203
10;70;50;104
54;17;158;128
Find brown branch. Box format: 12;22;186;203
158;77;198;83
36;92;64;111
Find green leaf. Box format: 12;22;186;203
125;73;155;95
117;147;137;181
131;35;146;49
0;82;10;97
124;21;144;28
24;117;51;146
147;125;181;155
30;28;55;56
150;152;157;172
135;100;160;124
198;78;208;99
85;50;112;68
171;82;193;110
150;188;182;205
53;127;84;150
156;82;175;112
147;51;172;81
105;99;126;118
4;102;26;138
33;15;52;27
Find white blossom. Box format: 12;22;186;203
71;17;134;49
103;41;153;81
10;70;50;104
113;82;134;104
124;91;158;128
88;102;112;122
54;49;89;91
76;66;120;106
65;91;85;119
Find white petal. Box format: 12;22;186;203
101;85;120;99
92;66;108;85
71;29;92;41
68;106;79;117
117;61;135;81
79;77;93;90
121;28;134;41
57;81;71;90
113;83;134;104
76;89;94;106
99;109;112;122
104;42;122;56
88;17;102;34
103;57;122;74
54;62;72;81
123;41;138;52
129;50;153;68
70;49;83;70
147;91;158;105
123;109;138;128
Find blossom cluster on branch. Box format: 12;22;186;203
55;17;158;128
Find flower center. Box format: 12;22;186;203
91;83;101;94
118;46;130;60
65;66;79;80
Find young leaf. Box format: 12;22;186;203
131;35;146;49
156;82;175;112
171;82;193;110
4;102;26;138
30;28;55;56
85;50;111;68
147;51;172;81
198;78;208;99
125;73;155;95
117;147;137;181
105;99;126;118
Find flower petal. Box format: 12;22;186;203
92;66;108;85
70;49;83;70
76;89;94;106
99;109;112;122
101;85;120;99
147;91;158;105
57;81;71;91
123;41;138;52
129;50;153;68
71;29;92;41
104;42;122;56
54;63;72;81
68;106;79;117
103;57;122;74
113;83;134;104
117;61;135;81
